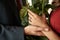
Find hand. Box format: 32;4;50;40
28;9;48;27
24;25;45;36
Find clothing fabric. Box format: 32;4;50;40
0;25;24;40
50;7;60;34
0;0;24;40
0;0;21;26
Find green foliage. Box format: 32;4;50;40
20;0;54;26
25;36;48;40
20;0;55;40
20;7;28;26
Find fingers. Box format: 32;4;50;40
29;26;45;36
28;9;46;19
28;16;33;24
27;9;37;18
32;27;50;36
29;20;32;25
28;16;32;22
27;9;35;15
28;12;33;19
31;25;50;32
28;12;34;23
25;25;49;36
31;31;45;36
29;20;32;24
35;27;43;31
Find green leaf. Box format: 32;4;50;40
20;0;55;40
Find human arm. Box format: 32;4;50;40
42;25;60;40
24;25;45;36
0;24;45;40
0;2;45;40
28;9;60;40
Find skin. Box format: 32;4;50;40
24;0;60;40
24;25;45;36
52;0;60;7
24;9;48;36
27;9;60;40
24;12;46;36
26;0;60;40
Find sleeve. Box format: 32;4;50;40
54;9;60;34
0;24;24;40
50;8;60;34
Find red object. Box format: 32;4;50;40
50;7;60;34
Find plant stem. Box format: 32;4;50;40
42;0;45;14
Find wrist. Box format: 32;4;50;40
42;24;49;27
41;24;51;32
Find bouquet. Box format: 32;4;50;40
20;0;54;40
